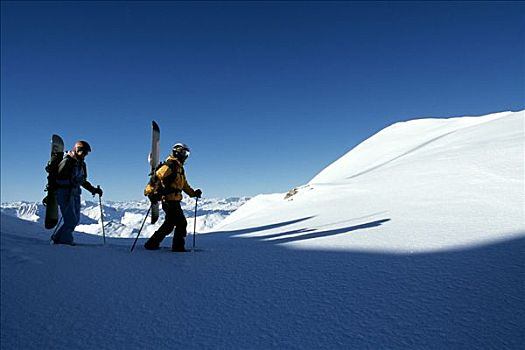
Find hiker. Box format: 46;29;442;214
51;141;103;245
144;143;202;252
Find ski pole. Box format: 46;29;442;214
192;197;198;251
97;186;106;245
131;205;151;252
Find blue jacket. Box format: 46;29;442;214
56;154;97;194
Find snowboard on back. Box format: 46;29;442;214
44;134;64;229
149;121;161;224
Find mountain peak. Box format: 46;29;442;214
309;110;521;184
217;110;524;254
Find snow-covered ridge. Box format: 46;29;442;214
310;111;515;184
217;110;524;253
1;197;249;238
0;201;43;222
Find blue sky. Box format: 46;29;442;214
1;1;524;202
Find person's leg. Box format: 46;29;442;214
53;189;80;244
145;201;177;250
171;202;188;252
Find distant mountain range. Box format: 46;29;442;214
1;197;249;238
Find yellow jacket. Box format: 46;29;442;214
144;156;197;202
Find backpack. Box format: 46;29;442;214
45;152;64;191
144;159;180;198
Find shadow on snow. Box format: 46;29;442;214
1;213;524;349
204;216;524;349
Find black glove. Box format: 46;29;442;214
93;186;103;197
148;193;161;203
194;189;202;198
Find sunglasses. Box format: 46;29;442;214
76;147;90;155
175;147;190;154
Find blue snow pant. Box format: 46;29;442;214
53;187;81;244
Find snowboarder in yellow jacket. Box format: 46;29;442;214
144;143;202;252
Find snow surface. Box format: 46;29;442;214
1;111;524;349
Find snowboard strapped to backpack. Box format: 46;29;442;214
43;134;65;229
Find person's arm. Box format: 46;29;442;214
81;163;102;196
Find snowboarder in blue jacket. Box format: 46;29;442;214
51;141;103;245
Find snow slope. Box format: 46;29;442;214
1;111;524;349
217;110;524;253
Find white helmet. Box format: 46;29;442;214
172;143;190;160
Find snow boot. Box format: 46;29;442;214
144;230;166;250
171;237;187;252
50;235;76;246
144;241;160;250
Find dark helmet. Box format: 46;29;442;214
172;142;190;161
74;140;92;153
